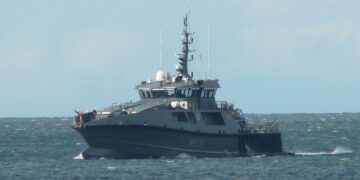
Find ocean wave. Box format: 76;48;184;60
176;153;193;159
106;166;117;171
295;146;353;156
255;155;266;158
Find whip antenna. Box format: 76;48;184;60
159;3;163;70
160;28;163;70
207;21;210;79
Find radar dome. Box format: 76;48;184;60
175;64;183;70
156;70;167;81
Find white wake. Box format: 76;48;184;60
176;153;193;159
295;146;353;156
73;153;84;160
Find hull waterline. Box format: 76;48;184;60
75;125;293;159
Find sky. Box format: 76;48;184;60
0;0;359;117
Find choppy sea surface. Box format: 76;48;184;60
0;113;359;179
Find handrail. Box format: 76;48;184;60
238;122;279;134
216;101;234;110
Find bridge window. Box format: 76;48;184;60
139;90;174;99
201;89;206;97
175;90;185;98
148;91;153;98
139;89;196;99
139;91;144;99
200;89;217;98
184;89;193;97
152;90;166;98
201;112;225;126
167;90;175;97
175;89;194;98
207;89;216;98
139;90;153;99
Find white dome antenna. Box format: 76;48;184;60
156;70;167;82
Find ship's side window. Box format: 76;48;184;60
152;91;158;98
201;89;215;98
174;89;196;98
148;91;153;98
167;90;175;97
141;90;178;98
143;91;148;98
152;90;167;98
201;89;216;98
172;112;188;123
190;89;193;97
139;91;144;99
144;91;150;98
201;112;225;126
184;89;189;97
187;89;193;97
175;90;180;97
182;89;190;97
191;90;198;98
142;91;146;98
187;112;197;124
175;90;186;98
201;89;206;97
207;90;214;98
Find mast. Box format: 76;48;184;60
176;10;194;79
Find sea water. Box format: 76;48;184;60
0;113;359;179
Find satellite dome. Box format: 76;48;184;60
175;64;183;70
155;70;167;82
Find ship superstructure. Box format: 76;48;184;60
73;12;291;159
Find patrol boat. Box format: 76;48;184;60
73;12;292;159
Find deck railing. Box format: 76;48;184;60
238;122;280;134
216;101;234;110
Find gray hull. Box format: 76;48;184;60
76;125;291;159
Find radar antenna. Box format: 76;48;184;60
175;9;195;79
207;22;210;79
160;28;163;70
159;4;163;70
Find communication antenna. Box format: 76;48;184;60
207;21;210;79
175;7;194;78
160;28;163;70
159;4;163;70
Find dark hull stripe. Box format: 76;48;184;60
90;139;239;155
76;125;286;159
84;124;280;137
